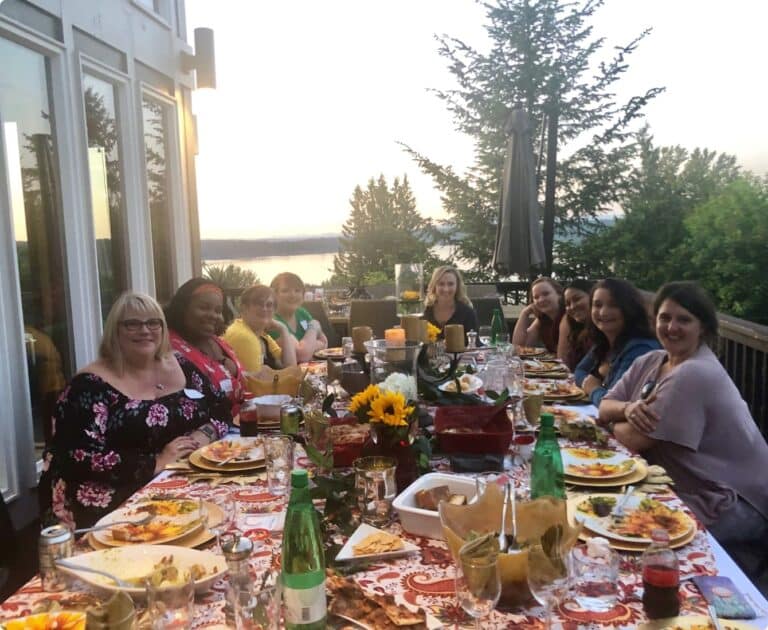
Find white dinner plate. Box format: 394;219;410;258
198;436;264;464
335;524;419;562
56;544;226;597
438;374;483;394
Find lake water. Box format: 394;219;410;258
205;253;337;285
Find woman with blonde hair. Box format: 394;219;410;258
39;292;230;528
423;265;478;342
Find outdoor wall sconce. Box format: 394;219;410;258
182;27;216;89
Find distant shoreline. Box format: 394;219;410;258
201;236;340;259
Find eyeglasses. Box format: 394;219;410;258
120;318;164;332
640;379;656;400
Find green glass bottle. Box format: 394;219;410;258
530;413;565;499
490;308;505;345
281;469;326;629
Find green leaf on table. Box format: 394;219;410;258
305;443;333;470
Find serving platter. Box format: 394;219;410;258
335;523;419;562
56;544;226;597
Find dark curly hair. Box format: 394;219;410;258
588;278;655;365
164;277;225;337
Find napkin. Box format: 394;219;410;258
244;366;305;397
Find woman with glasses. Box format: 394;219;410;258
270;272;327;362
165;277;246;417
599;282;768;592
38;292;230;528
223;284;297;372
574;278;660;406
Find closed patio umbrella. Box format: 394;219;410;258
492;109;546;277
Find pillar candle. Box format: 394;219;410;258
401;316;423;342
384;327;406;346
418;319;429;344
444;324;465;353
352;326;373;353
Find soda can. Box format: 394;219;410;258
280;401;303;437
39;524;73;592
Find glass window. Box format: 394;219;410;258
83;73;127;319
0;38;73;450
142;96;173;303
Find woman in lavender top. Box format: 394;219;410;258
600;282;768;592
39;292;231;528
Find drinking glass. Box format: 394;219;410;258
569;544;619;612
455;541;501;629
305;407;332;473
233;569;281;630
264;435;293;496
527;542;570;630
146;571;194;629
478;325;492;347
341;336;354;359
201;489;236;549
340;359;368;396
354;456;397;526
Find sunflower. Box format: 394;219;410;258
348;384;380;415
426;321;441;343
368;390;414;427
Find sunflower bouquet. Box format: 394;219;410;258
348;375;416;428
426;321;441;343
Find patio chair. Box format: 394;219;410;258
473;296;505;328
301;301;340;347
349;299;399;339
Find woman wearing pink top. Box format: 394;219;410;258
599;282;768;593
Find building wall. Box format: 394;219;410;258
0;0;202;521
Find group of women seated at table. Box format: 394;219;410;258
37;267;768;592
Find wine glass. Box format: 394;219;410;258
527;542;570;629
200;489;236;550
455;542;501;629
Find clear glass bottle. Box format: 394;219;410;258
222;534;253;625
282;470;326;629
641;528;680;619
530;413;565;499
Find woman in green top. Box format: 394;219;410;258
271;272;328;362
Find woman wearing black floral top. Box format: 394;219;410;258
39;292;232;528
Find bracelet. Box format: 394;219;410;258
195;424;216;440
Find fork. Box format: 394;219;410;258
73;513;152;535
610;485;635;522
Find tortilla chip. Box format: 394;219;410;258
352;531;404;556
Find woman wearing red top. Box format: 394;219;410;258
165;278;245;418
512;277;564;352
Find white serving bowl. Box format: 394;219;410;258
250;394;292;423
392;472;478;540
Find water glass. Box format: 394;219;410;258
455;542;501;629
527;543;570;630
264;435;293;496
201;489;236;549
478;325;492;347
146;572;195;629
233;570;281;630
569;544;619;612
305;408;332;472
354;456;397;526
342;336;354;358
340;359;368;396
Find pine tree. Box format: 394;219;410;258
403;0;663;278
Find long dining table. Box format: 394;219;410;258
2;358;767;629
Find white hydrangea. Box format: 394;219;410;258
380;372;418;401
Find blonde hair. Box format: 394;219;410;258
100;292;171;373
425;266;472;308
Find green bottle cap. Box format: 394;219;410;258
539;413;555;427
291;469;308;488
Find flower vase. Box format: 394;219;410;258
362;421;419;493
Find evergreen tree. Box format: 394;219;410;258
403;0;663;278
332;175;438;287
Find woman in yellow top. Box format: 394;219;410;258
223;285;297;373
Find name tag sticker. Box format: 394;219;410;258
184;388;204;399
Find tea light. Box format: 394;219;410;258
352;326;373;353
384;327;406;347
444;324;465;353
401;316;423;342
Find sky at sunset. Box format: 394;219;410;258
186;0;768;240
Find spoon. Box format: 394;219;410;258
55;559;131;588
73;513;152;535
497;481;510;553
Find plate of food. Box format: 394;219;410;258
524;359;568;375
55;545;226;597
563;446;628;463
314;347;345;360
578;496;694;544
542;405;589;424
639;616;759;630
198;437;264;465
0;612;86;630
517;346;549;358
438;373;483;394
565;459;637;480
335;524;419;562
92;498;203;546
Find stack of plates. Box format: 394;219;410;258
562;447;648;488
568;493;697;551
189;436;266;472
